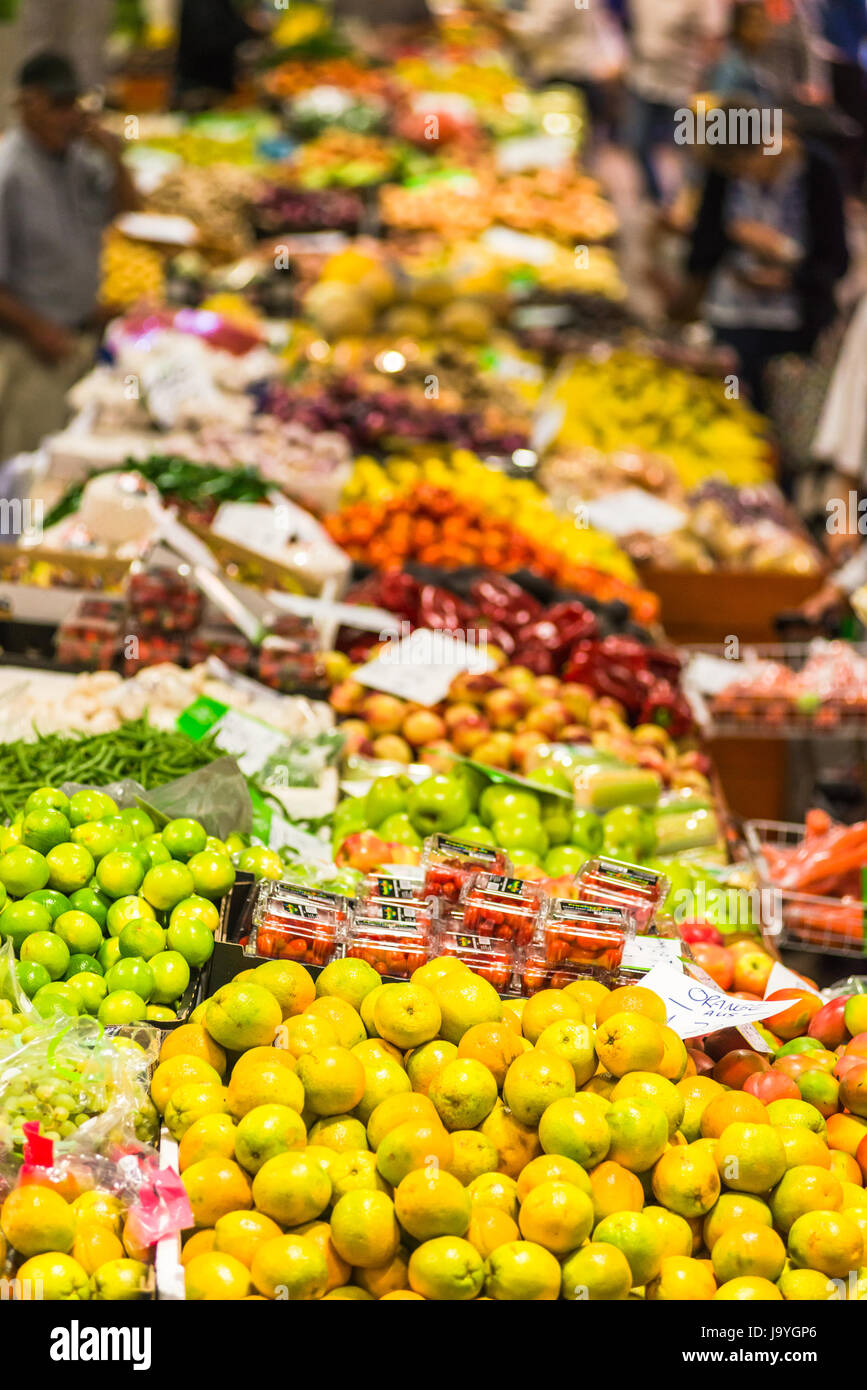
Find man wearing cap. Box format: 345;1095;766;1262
0;52;139;461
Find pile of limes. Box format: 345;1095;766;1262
0;787;236;1026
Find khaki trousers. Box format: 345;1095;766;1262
0;332;97;462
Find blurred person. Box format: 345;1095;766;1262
763;0;830;102
820;0;867;194
623;0;730;202
0;53;139;461
682;99;848;414
20;0;115;94
174;0;266;109
706;1;781;102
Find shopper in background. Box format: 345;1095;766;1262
683;99;848;414
174;0;266;110
623;0;730;203
819;0;867;195
705;1;782;103
0;53;139;461
19;0;115;94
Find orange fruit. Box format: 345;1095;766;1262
466;1173;519;1220
776;1124;831;1171
714;1275;782;1300
560;1240;632;1300
227;1058;304;1120
534;1019;596;1087
517;1154;592;1204
612;1072;685;1137
479;1101;542;1179
251;1234;328;1300
563;978;609;1020
405;1039;459;1096
520;988;585;1044
703;1193;773;1250
657;1027;689;1082
588;1161;645;1222
164;1081;230;1142
182;1157;252;1228
328;1149;388;1200
677;1076;724;1143
593;1209;665;1286
280;1013;338;1058
596;985;667;1026
827;1112;867;1157
373;983;441;1049
433;971;503;1045
204;982;283;1052
646;1255;717;1300
295;1046;365;1116
185;1251;250;1300
777;1268;841;1300
538;1096;610;1169
518;1180;594;1255
700;1090;767;1139
429;1057;498;1131
251;1152;331;1227
831;1150;862;1185
642;1205;694;1258
292;1219;351;1292
395;1169;471;1241
151;1054;222;1114
213;1210;282;1269
466;1206;520;1258
787;1209;863;1278
770;1165;843;1235
0;1184;74;1257
502;1051;576;1127
178;1113;237;1173
305;997;366;1048
72;1223;125;1275
181;1229;216;1266
408;1236;484;1300
330;1190;400;1268
355;1249;410;1298
711;1222;786;1282
606;1097;669;1173
158;1024;226;1075
651;1144;721;1218
447;1130;499;1186
234;1103;306;1174
375;1120;453;1186
484;1240;561;1300
367;1092;438;1149
594;1013;664;1078
713;1122;786;1194
458;1022;524;1088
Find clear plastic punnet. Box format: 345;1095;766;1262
519;946;604;996
251;880;349;966
575;855;669;932
344;910;432;979
127;565;203;632
55;596;124;669
421;834;510;905
358;872;430;911
430;924;518;993
459;871;546;946
540;897;635;975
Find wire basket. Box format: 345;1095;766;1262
744;817;867;959
685;642;867;739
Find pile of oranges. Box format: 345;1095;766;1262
148;958;867;1301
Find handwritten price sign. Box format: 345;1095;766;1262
640;964;792;1041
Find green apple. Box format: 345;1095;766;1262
492;813;549;856
376;813;423;849
406;776;471;836
603;805;656;857
544;845;589;877
526;766;573;795
365;776;411;828
450;822;496;848
478;785;541;827
333;797;368;832
570;809;603;853
507;849;542;871
541;804;571;846
451;763;487;814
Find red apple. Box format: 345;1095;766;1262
444;702;481;732
744;1070;800;1103
484;687;527;730
330;678;366;714
732;950;773;996
401;709;446;747
690;944;734;990
371;734;413;763
523;700;569;738
450;713;491;756
363;693;407;735
712;1048;770;1087
338;718;372;756
560;683;594;722
680;923;724;947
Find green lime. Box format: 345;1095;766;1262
136;835;172;869
148;951;190;1005
45;843;95;895
0;899;52;950
95;850;145;900
187;851;235;900
161;818;208;863
141;862;195;912
21;808;71;855
99;816;137;846
0;882;6;914
98;990;147;1025
53;910;103;956
15;959;51;998
20;931;70;981
68;887;109;928
25;889;70;923
169;895;220;933
224;832;247;857
67;790;118;827
98;938;122;972
33;982;80;1018
166;918;214;969
237;846;285;881
0;846;50;897
118;808;156;840
65;953;103;979
71;821;127;861
0;825;21;853
204;836;228;855
105;895;156;938
118;919;166;961
67;971;108;1015
145;1004;177;1022
105;958;154;1001
24;787;70;817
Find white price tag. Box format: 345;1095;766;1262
639;963;792;1040
208;709;287;777
482;225;558;267
355;628;494;707
586;488;688;539
764;960;822;999
621;936;684;973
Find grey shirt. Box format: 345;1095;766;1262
0;127;115;329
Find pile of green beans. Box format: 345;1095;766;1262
0;717;222;821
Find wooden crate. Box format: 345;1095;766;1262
638;566;824;645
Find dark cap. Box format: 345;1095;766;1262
18;52;80;103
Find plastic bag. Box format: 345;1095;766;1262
62;754;252;839
0;1014;160;1169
